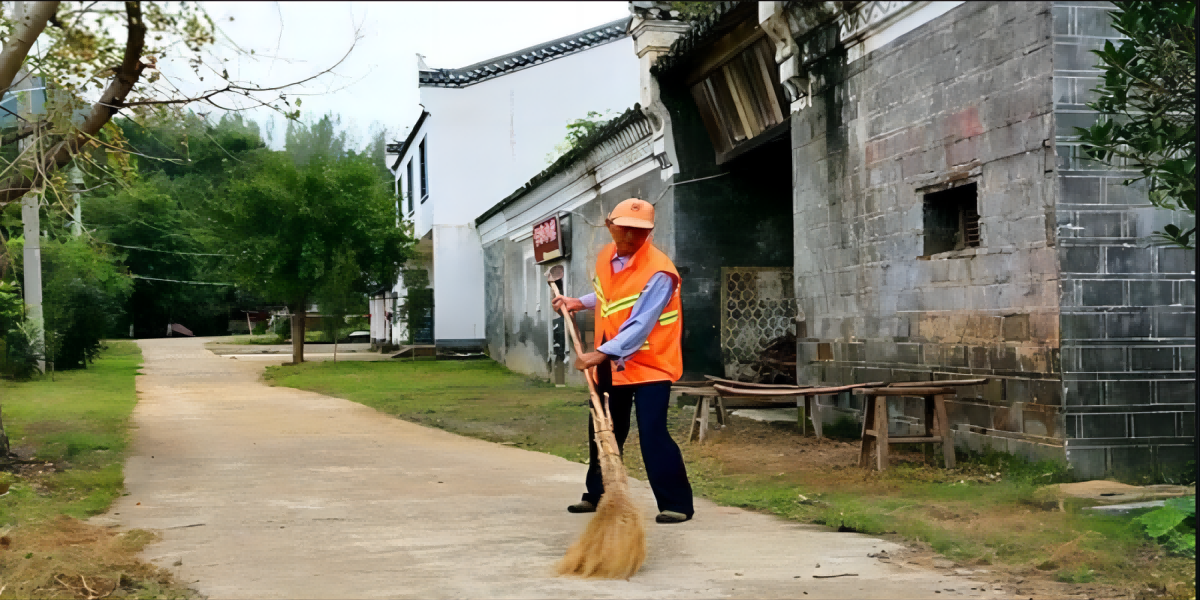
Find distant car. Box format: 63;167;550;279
346;331;370;343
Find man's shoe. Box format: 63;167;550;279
567;500;596;513
656;510;691;524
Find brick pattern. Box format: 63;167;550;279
1052;0;1195;480
791;3;1063;433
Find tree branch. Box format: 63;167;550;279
0;1;145;207
0;1;60;94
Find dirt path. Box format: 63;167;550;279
99;337;999;599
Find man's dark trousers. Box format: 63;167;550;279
580;362;694;517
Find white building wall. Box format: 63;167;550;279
420;37;638;229
414;35;636;348
432;224;486;343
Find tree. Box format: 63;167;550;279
4;234;131;369
203;129;415;364
0;1;354;211
84;112;267;337
1076;1;1196;248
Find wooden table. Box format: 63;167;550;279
852;379;989;471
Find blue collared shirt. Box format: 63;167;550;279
578;253;676;367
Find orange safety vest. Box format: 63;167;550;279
592;241;683;385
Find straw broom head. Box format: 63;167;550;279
556;432;646;580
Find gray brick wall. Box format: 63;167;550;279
791;2;1065;437
1052;0;1195;481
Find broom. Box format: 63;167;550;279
545;267;646;580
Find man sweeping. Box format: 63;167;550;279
552;197;694;525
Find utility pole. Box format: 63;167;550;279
14;1;46;372
70;165;83;236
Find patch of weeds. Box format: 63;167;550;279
822;415;861;440
1135;496;1196;558
1056;564;1096;583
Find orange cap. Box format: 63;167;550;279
607;198;655;229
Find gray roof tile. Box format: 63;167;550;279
419;17;631;88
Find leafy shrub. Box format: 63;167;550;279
823;415;862;440
1136;496;1196;558
4;319;44;380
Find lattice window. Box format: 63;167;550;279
720;267;796;377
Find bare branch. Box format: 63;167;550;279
0;1;61;94
0;0;146;207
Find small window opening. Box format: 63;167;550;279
923;182;980;255
406;161;414;214
419;140;429;201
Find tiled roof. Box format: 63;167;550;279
475;106;649;226
650;1;749;78
419;17;632;88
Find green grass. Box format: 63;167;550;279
269;360;1196;596
213;334;287;345
0;341;143;524
265;360;594;463
0;341;195;598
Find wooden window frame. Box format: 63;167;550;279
686;29;788;164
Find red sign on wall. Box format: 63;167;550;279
533;215;563;263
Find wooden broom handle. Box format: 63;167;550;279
547;279;614;440
548;279;587;359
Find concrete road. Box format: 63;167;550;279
100;337;999;599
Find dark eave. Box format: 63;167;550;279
475;106;647;227
650;1;754;79
419;17;632;88
387;110;429;171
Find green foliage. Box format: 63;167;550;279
1056;565;1096;584
400;268;432;344
1076;1;1196;248
4;235;133;370
201;114;416;360
669;2;718;21
41;237;133;369
544;110;617;165
86;113;268;338
1135;496;1196;558
4;319;44;380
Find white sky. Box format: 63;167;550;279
168;2;631;151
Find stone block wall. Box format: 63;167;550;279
1051;0;1196;480
791;2;1064;439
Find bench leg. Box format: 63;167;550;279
688;397;702;443
812;396;825;440
874;396;889;471
935;394;955;468
715;396;727;427
798;397;807;437
698;397;711;443
924;395;936;466
858;395;875;468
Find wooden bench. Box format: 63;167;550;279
673;378;806;443
853;379;989;471
710;381;883;439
